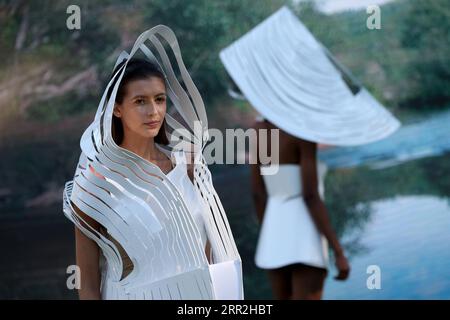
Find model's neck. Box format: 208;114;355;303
120;134;158;161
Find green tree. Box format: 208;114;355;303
400;0;450;108
142;0;287;106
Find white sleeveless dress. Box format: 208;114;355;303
255;163;329;270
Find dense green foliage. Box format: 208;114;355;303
1;0;447;124
0;0;448;211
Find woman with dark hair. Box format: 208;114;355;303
63;26;243;300
93;57;185;286
108;58;170;147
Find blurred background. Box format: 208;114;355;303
0;0;449;299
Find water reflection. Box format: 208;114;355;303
324;195;450;299
319;109;450;170
213;152;450;299
1;152;449;299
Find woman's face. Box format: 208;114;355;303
113;76;167;141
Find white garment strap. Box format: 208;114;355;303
172;149;183;161
173;149;189;170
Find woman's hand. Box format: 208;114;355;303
334;251;350;281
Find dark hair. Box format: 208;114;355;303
106;58;169;145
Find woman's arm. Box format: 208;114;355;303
205;239;212;264
72;203;102;299
250;121;267;224
299;139;350;280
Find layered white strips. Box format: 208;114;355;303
219;6;400;146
